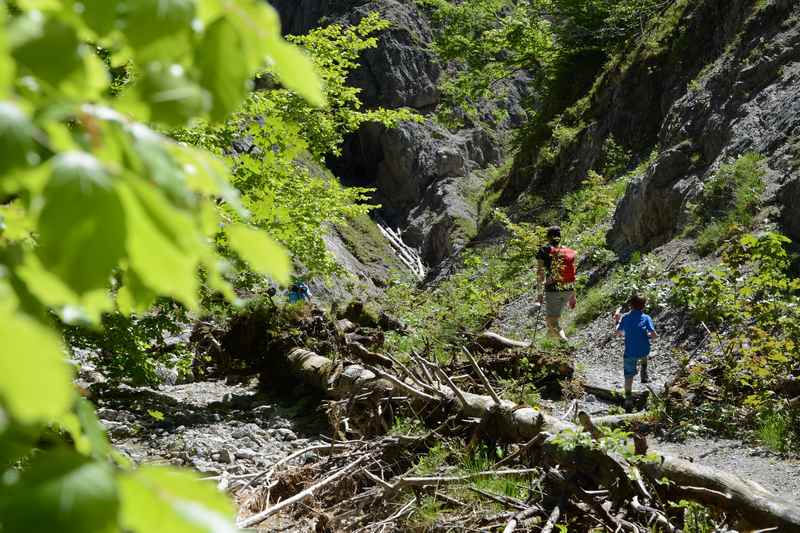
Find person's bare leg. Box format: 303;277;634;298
640;359;649;383
545;316;560;338
624;375;634;412
546;316;567;341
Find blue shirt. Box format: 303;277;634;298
617;310;655;358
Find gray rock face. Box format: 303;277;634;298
779;178;800;241
274;0;532;268
506;0;800;253
274;0;440;109
610;0;800;252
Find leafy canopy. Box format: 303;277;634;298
0;0;326;530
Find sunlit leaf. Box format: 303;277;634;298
0;450;118;533
0;101;38;175
225;1;325;106
196;16;251;121
117;179;201;309
10;13;84;88
225;223;291;285
128;62;212;126
35;152;126;295
0;312;73;424
119;466;236;533
121;0;196;61
268;39;325;107
69;0;122;37
0;6;14;97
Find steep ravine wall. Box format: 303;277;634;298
501;0;800;254
273;0;533;268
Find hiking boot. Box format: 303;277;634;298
624;397;634;413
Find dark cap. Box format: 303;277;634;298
547;226;562;244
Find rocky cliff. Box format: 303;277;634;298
273;0;532;269
500;0;800;254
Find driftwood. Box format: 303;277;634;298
475;331;532;351
278;348;800;530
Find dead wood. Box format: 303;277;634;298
540;506;561;533
274;348;800;529
640;454;800;531
238;455;370;528
348;342;394;368
583;383;648;405
590;412;650;429
502;505;542;533
475;331;531;351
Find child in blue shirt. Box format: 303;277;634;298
613;294;657;412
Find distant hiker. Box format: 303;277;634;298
536;226;577;341
613;294;657;412
288;280;312;304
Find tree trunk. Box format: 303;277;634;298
278;349;800;530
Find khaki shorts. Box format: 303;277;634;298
545;291;574;317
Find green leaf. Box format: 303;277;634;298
128;62;212;126
35;152;126;295
119;466;236;533
123;0;196;59
0;6;14;98
225;223;291;285
196;17;251;121
117;179;201;309
0;450;118;533
0;311;73;424
76;397;113;459
116;268;157;315
10;14;83;88
268;39;326;108
69;0;121;37
0;101;38;175
225;1;325;107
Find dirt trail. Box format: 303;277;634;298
492;292;800;505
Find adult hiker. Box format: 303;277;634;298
536;226;577;341
613;294;657;412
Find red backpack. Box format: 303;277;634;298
548;246;577;285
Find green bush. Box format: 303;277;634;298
689;153;766;255
669;232;800;447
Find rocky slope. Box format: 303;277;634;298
274;0;532;272
500;0;800;254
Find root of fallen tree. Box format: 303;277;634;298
236;346;800;532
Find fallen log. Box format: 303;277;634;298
475;331;531;351
590;412;651;429
640;454;800;531
276;349;800;530
583;384;648;405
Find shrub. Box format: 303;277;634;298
688;153;766;255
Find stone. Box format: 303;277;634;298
251;404;274;417
276;428;297;442
235;448;258;460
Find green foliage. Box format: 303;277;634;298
670;501;716;533
669;232;800;449
0;0;327;530
419;0;666;123
561;170;630;262
687;153;766;255
384;248;518;361
176;14;414;276
64;299;192;386
757;408;791;454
